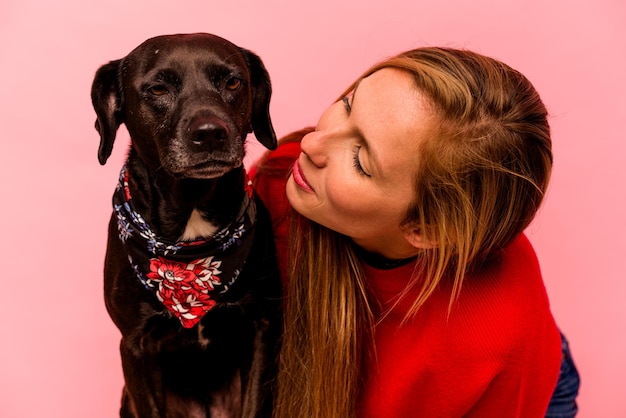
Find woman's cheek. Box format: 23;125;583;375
325;178;370;217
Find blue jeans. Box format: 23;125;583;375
545;331;580;417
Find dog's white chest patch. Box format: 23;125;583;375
180;209;219;241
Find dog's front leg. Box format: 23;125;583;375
241;327;263;418
119;340;165;418
241;318;278;418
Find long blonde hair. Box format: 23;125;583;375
272;47;553;418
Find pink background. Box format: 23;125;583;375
0;0;624;416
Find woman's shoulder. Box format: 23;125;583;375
470;233;547;307
460;234;552;316
378;234;560;357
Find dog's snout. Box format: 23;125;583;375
188;116;230;145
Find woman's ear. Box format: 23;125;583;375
401;223;438;250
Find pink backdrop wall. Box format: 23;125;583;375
1;0;624;416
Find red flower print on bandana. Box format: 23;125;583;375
146;256;224;328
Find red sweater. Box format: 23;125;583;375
251;136;561;417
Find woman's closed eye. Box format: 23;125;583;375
342;94;371;177
353;146;371;177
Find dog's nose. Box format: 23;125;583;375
188;116;230;145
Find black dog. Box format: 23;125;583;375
91;33;281;418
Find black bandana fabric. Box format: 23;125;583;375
112;165;257;328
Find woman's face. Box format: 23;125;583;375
286;68;437;259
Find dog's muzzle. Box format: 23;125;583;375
160;113;244;178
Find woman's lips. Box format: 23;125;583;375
292;158;314;192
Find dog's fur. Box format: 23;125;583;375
91;33;281;418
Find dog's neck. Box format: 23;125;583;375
112;162;258;328
125;156;248;242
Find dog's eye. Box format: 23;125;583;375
148;85;169;96
225;78;241;91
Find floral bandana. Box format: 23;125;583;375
112;165;257;328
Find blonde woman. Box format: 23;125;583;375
252;47;579;417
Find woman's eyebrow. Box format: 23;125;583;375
350;79;363;105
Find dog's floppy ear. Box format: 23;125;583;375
91;59;124;165
241;49;277;150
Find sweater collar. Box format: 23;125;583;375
353;244;418;270
112;164;257;328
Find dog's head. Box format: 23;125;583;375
91;33;276;178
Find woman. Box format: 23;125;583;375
252;47;579;417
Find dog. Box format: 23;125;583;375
91;33;281;418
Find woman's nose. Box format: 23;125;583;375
300;129;331;168
301;101;347;167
